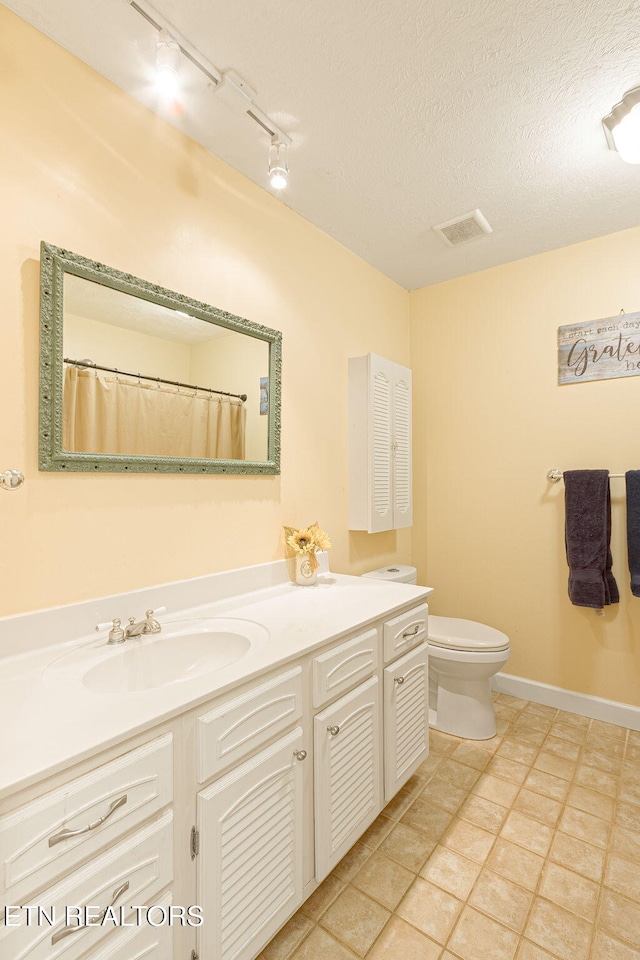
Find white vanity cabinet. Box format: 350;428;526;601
348;353;413;533
190;604;427;954
1;589;430;960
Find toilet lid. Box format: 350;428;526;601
428;616;510;653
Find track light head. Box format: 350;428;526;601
269;136;289;189
155;29;180;99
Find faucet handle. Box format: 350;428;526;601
108;618;125;644
146;607;166;619
96;617;122;634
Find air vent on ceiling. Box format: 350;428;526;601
433;209;493;247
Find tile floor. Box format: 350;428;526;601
257;693;640;960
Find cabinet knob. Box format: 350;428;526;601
293;749;307;761
327;725;340;736
402;625;421;639
394;676;405;685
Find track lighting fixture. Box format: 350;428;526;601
603;86;640;164
155;29;180;99
269;137;289;190
131;0;293;190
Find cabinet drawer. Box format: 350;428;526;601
197;667;303;782
312;628;378;708
0;734;173;903
88;892;173;960
383;604;428;663
0;809;173;960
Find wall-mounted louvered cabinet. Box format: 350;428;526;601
348;353;412;532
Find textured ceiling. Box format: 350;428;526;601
64;275;230;344
4;0;640;289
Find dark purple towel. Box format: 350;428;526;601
563;470;619;608
626;471;640;598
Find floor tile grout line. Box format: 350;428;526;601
507;706;637;959
445;704;573;960
280;695;640;960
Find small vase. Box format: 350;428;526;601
295;554;317;586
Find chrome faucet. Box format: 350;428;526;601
97;606;166;644
124;609;163;639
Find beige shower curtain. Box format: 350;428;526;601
63;367;246;459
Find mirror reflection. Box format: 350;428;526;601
62;275;270;462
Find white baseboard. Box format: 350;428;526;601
492;672;640;732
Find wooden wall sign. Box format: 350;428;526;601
558;312;640;384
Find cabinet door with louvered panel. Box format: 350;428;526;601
348;353;412;533
314;677;382;881
369;363;393;532
197;727;305;960
392;364;412;529
383;643;429;801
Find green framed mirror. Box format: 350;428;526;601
39;242;281;475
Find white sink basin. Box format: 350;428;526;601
44;618;269;692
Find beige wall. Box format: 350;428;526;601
1;8;410;616
410;226;640;707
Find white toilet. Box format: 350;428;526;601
362;566;510;740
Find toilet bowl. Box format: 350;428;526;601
361;566;510;740
428;616;510;740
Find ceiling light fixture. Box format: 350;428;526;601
269;137;289;190
130;0;293;190
155;29;180;99
602;86;640;164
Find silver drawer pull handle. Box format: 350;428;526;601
327;725;340;736
394;676;405;685
402;624;421;638
51;880;129;945
293;749;307;761
48;794;128;847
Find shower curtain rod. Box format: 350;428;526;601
64;358;247;402
547;469;624;483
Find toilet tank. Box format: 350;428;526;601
361;564;418;585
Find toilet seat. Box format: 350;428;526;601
428;616;510;653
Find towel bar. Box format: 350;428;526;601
547;469;624;483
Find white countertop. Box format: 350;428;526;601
0;567;431;802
